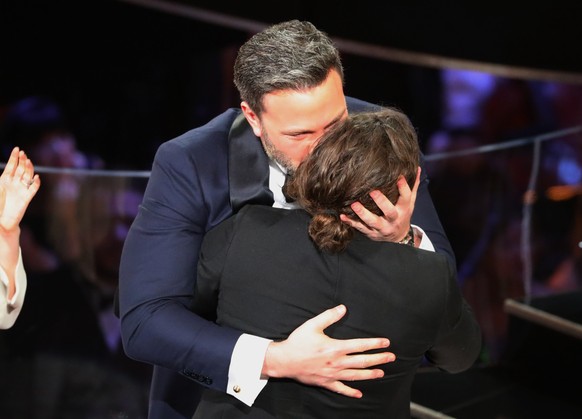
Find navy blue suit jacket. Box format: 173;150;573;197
118;97;454;419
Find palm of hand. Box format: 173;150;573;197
0;184;31;232
0;149;39;232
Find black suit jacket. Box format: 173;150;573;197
192;206;481;419
118;97;455;419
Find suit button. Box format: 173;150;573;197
233;385;241;393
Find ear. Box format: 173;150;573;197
240;101;262;137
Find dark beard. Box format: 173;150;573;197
260;130;295;173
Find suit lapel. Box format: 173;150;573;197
228;113;274;212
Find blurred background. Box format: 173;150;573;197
1;1;581;418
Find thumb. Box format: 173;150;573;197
308;304;347;331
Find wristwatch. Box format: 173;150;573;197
398;226;415;247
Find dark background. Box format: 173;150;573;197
166;1;582;73
2;0;581;169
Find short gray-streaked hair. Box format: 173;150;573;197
233;20;344;116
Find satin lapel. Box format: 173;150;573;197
228;113;274;212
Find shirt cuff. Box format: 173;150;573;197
227;333;272;406
412;225;435;252
0;247;26;306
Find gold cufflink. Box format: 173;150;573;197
233;385;241;393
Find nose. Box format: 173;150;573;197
308;135;324;154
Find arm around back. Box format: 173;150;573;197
119;135;242;392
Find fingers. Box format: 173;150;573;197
24;153;35;180
27;174;41;197
307;304;347;331
396;167;420;209
339;212;359;229
322;360;395;398
1;147;20;178
342;202;377;234
0;147;39;211
326;381;363;398
14;151;28;182
23;157;40;196
9;150;39;195
340;193;398;241
332;336;391;357
336;367;387;383
413;167;421;193
337;351;395;371
351;198;388;229
370;190;397;221
410;167;421;207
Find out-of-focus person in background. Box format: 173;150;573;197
0;95;104;274
0;175;150;419
0;96;148;418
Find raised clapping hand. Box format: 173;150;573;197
340;167;421;243
262;304;395;398
0;147;40;300
0;147;41;232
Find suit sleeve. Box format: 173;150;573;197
413;152;457;269
119;139;241;393
425;259;482;373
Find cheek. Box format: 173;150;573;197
298;147;313;163
284;143;313;166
